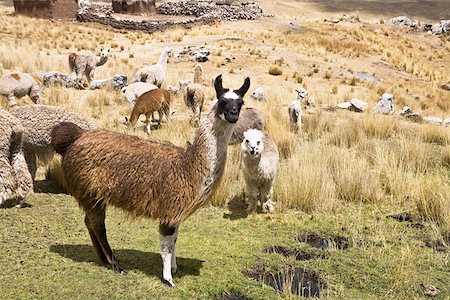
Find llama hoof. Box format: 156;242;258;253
163;278;175;287
263;201;275;213
111;260;126;275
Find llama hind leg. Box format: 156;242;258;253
85;215;108;264
171;224;180;273
85;207;126;274
159;223;177;287
145;114;152;134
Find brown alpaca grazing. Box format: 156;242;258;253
51;74;250;287
128;88;171;134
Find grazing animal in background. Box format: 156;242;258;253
229;107;264;145
10;105;95;182
50;74;250;287
0;73;42;107
288;88;308;131
121;82;158;109
127;88;171;134
68;48;110;85
132;47;172;87
184;83;205;127
0;109;33;208
241;129;279;213
193;64;210;86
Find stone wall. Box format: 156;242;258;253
112;0;156;15
13;0;79;20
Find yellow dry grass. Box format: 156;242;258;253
0;5;448;240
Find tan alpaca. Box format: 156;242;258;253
69;49;110;85
0;73;42;107
193;64;211;86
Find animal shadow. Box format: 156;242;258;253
50;244;203;280
33;179;67;194
223;195;249;220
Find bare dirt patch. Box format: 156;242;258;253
263;245;324;260
294;232;350;250
244;263;326;297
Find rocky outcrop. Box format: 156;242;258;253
337;98;368;113
373;93;394;114
390;16;418;28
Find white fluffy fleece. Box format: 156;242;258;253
240;129;279;213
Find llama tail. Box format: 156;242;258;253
51;122;84;156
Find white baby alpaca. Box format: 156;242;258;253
241;129;279;213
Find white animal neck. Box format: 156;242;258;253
158;49;170;68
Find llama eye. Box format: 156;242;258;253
257;141;260;145
245;139;249;144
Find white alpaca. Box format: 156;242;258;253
132;47;172;87
0;73;42;107
69;48;110;85
241;129;279;213
288;88;308;131
121;82;158;109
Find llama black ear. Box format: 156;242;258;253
214;74;224;98
236;77;251;97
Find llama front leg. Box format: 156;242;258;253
145;114;152;134
159;223;176;287
260;185;275;213
171;224;180;274
7;94;17;107
245;181;259;214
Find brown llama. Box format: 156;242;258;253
127;88;171;134
51;75;250;287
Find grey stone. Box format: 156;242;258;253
390;16;418;28
355;72;377;82
443;118;450;127
423;116;443;125
337;102;352;109
400;106;412;116
350;98;368;112
441;83;450;91
373;93;394;114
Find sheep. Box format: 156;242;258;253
50;74;250;287
184;83;205;127
132;47;172;87
0;109;33;208
121;82;158;109
10;105;95;181
288;87;308;131
229;107;264;145
127;88;171;134
241;129;279;214
0;73;42;107
69;48;110;85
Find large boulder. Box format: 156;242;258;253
373;93;394;114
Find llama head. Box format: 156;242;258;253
295;87;308;99
214;74;250;124
242;129;264;156
100;48;110;60
164;47;173;57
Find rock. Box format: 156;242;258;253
423;116;443;125
405;113;423;123
421;284;439;297
373;93;394;114
355;72;377;83
429;20;450;35
443;118;450;127
289;22;301;30
390;16;418;28
337;102;352;109
250;87;266;101
350;98;368;112
331;18;340;23
400;106;411;116
190;47;210;62
89;74;127;90
441;83;450;91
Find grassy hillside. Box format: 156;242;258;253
0;1;449;299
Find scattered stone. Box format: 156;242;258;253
289;22;301;30
428;20;450;35
350;98;368;112
400;106;412;116
89;74;127;90
373;93;394;114
441;83;450;91
421;284;439;297
423;116;443;125
244;264;326;297
41;71;84;89
294;232;350;250
337;102;352;110
331;18;340;23
390;16;418;28
190;47;210;62
355;72;377;83
443;118;450;127
250;87;266;101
